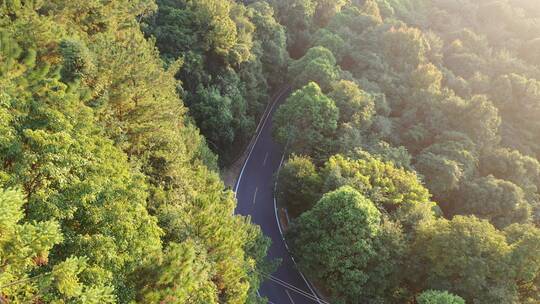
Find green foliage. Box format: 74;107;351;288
270;0;540;302
1;31;163;299
311;28;348;62
267;0;317;57
414;152;462;199
321;153;432;211
414;132;478;201
452;176;531;229
191;85;236;148
289;46;341;91
490;74;540;158
273;82;339;162
0;188;62;301
383;25;428;72
0;2;270;303
277;155;322;216
410;216;519;303
329;79;375;126
288;186;406;303
416;290;465;304
145;0;276;162
0;189;114;303
313;0;349;27
59;39;95;83
248;1;289;90
6;0;540;302
134;241;215;303
504;223;540;304
147;0;239;62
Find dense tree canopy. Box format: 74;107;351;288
4;0;540;302
144;0;288;163
276;155;322;216
289;46;342;91
409;216;540;304
288;186;405;303
273;0;540;302
0;189;115;303
416;290;465;304
0;1;270;303
273;82;338;162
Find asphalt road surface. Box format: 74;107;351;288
235;89;323;304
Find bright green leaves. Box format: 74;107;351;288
329;80;375;127
2;1;271;303
273;82;339;162
322;153;431;211
0;189;114;303
189;0;239;61
288;186;406;303
134;241;216;304
278;151;436;233
0;0;44;16
52;257;115;303
417;290;465;304
0;190;63;290
0;27;162;301
410;216;538;304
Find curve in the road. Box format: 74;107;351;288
234;88;325;304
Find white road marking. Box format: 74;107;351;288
234;87;289;195
285;289;296;304
233;86;324;304
253;187;258;206
274;152;323;304
263;152;269;166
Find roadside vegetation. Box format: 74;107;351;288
2;0;540;303
272;1;540;303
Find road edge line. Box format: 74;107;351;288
234;86;289;195
233;85;325;304
274;149;323;304
233;86;289;300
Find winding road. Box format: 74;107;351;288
235;89;324;304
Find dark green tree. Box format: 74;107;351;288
288;186;406;303
273;82;339;162
452;176;531;228
277;155;322;216
248;1;289;90
289;46;341;92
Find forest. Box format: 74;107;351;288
1;0;539;304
